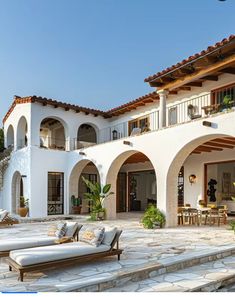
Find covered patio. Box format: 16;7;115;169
0;214;234;292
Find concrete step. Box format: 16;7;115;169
59;245;235;292
105;255;235;292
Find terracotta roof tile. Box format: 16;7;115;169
144;34;235;83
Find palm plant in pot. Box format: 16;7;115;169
82;176;114;220
18;196;29;217
71;195;82;214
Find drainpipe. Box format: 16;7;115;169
157;89;168;129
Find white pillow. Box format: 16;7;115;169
102;227;117;246
80;226;105;247
0;210;8;221
54;222;67;238
65;222;78;237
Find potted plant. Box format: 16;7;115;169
71;195;82;214
82;176;114;220
18;196;29;217
221;95;233;111
141;204;166;229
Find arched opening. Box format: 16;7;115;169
11;171;23;214
16;116;28;149
106;150;157;218
76;124;97;149
40;117;66;151
166;134;235;226
6;125;14;149
69;160;100;214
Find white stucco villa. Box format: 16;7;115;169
1;35;235;227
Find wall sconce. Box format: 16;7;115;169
112;130;118;140
79;151;86;156
21;175;27;178
189;174;196;185
123;140;131;146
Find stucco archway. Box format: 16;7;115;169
105;149;157;219
39;117;68;150
16;116;28;149
163;133;235;227
6;125;14;148
76;123;98;149
11;171;23;214
68;159;100;214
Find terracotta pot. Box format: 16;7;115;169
18;207;29;217
72;206;82;214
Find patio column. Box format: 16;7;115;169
157;89;168;129
157;169;178;227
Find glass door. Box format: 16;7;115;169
48;172;64;215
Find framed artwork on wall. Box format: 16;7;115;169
222;172;231;194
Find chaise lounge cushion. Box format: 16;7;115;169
0;236;58;252
10;241;110;267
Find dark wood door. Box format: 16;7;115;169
116;172;127;212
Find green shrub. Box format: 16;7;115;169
229;221;235;233
141;204;166;229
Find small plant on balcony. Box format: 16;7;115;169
141;204;166;229
221;95;233;111
71;195;82;214
82;176;114;221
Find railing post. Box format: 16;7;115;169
157;89;168;129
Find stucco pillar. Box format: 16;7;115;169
157;89;168;129
157;169;178;227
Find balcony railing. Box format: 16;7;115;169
166;93;211;127
99;110;159;144
34;90;235;152
40;137;66;151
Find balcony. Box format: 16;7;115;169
36;83;235;152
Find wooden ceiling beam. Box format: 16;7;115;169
178;86;191;91
219;67;235;74
199;145;223;151
149;82;164;87
213;138;235;145
202;75;219;81
185;82;202;87
205;141;234;149
178;68;195;75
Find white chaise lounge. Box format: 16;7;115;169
0;221;82;257
6;228;122;281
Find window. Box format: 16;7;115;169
128;116;150;136
48;172;64;215
211;83;235;105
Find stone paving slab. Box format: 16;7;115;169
0;214;235;292
106;255;235;292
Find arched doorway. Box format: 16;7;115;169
40;117;66;150
16;116;28;149
76;124;97;149
11;171;23;213
6;125;14;149
69;160;100;214
106;150;157;216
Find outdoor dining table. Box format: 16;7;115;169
178;207;212;226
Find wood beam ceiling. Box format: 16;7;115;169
191;137;235;154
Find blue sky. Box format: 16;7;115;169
0;0;234;124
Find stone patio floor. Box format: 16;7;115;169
0;213;235;292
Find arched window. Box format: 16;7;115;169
6;125;14;149
77;124;97;149
40;118;66;150
16;117;28;149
